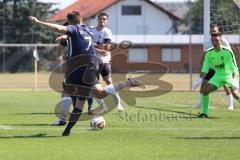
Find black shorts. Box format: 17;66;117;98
63;55;99;100
97;63;111;79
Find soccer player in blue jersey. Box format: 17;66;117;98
28;11;144;136
51;22;94;126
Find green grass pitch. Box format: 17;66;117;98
0;91;240;160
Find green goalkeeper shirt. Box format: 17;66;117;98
201;46;238;76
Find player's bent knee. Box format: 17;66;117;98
231;90;240;99
202;87;211;95
93;93;107;99
92;89;107;99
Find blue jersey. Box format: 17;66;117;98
66;24;96;59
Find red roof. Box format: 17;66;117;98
49;0;180;22
50;0;118;21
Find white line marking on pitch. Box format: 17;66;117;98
4;127;240;132
0;125;12;130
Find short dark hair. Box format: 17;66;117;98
67;10;81;24
210;23;222;33
98;12;109;20
210;23;219;28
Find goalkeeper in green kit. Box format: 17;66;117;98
200;30;239;118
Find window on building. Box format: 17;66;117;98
122;5;142;15
128;48;147;63
162;48;181;62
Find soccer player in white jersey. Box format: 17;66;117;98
192;24;234;110
90;12;124;111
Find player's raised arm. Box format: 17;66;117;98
27;16;67;34
94;43;110;56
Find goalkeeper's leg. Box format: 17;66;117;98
200;83;217;118
223;84;234;110
192;69;215;109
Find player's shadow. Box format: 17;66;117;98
135;105;198;117
87;128;103;132
0;133;60;139
134;106;220;119
8;124;50;126
176;136;240;140
15;112;55;115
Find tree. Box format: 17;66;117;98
1;0;58;43
181;0;240;34
0;0;59;72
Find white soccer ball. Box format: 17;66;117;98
90;116;105;129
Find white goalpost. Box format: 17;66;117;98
203;0;210;51
233;0;240;8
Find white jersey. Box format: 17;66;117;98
90;26;112;64
204;37;231;52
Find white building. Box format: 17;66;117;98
50;0;180;35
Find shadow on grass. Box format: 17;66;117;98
8;124;51;126
176;136;240;140
134;106;219;119
0;133;60;139
14;112;55;115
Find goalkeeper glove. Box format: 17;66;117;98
192;77;203;91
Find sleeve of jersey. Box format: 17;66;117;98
204;39;211;52
228;50;238;73
221;37;231;49
66;25;76;37
201;53;210;73
104;29;112;41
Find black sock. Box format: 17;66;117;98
63;107;82;133
87;98;93;110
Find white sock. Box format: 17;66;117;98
104;82;129;95
226;94;233;108
197;93;202;106
61;96;72;119
95;98;108;111
113;92;121;106
104;84;117;95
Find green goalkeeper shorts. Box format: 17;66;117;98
208;74;233;89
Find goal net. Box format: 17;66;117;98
211;2;240;55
